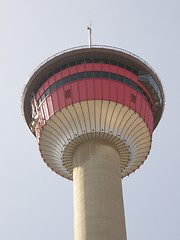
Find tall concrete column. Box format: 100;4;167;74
73;140;127;240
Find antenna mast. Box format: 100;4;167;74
87;22;92;48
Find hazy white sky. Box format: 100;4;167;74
0;0;179;239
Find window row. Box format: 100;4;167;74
36;71;154;111
35;58;139;93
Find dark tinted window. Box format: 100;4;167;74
133;69;138;75
118;75;124;82
124;78;131;86
61;63;68;70
71;74;77;81
102;59;109;64
94;71;101;78
93;58;101;63
126;65;131;71
54;67;60;73
50;83;56;92
131;81;137;90
137;85;142;94
77;59;84;65
86;71;93;78
110;72;117;80
78;72;85;79
118;62;125;68
110;60;117;66
45;88;50;96
48;71;54;78
69;61;76;67
66;75;72;83
102;72;109;78
40;93;45;102
56;80;62;88
85;58;93;63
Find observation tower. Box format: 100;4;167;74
22;45;164;240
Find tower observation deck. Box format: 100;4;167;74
22;45;164;240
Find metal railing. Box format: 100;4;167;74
27;45;161;81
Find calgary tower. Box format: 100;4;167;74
22;44;164;240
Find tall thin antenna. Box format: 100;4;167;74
87;21;92;48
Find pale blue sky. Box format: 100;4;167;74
0;0;179;239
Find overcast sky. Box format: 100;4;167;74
0;0;179;239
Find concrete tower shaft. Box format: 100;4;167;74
73;140;126;240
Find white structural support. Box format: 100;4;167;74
38;100;151;179
73;140;127;240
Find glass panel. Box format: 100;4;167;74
132;69;138;75
61;63;68;70
65;75;72;83
45;88;50;96
118;62;125;68
139;73;149;81
85;58;93;63
124;78;131;86
48;71;54;78
69;61;76;67
153;81;158;93
117;75;124;83
93;58;101;63
77;59;84;64
110;72;117;80
110;60;117;66
40;93;45;102
71;74;77;81
94;71;101;78
131;81;137;90
78;72;86;79
102;59;109;64
102;72;109;78
54;67;60;73
86;71;93;78
137;85;143;94
56;80;63;88
50;83;56;92
149;76;154;86
126;65;131;71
